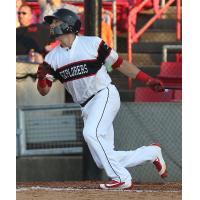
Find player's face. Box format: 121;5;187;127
50;19;65;40
50;19;62;28
50;19;74;47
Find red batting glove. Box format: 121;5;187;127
37;79;52;88
135;71;164;92
147;78;164;92
37;62;55;80
37;62;53;88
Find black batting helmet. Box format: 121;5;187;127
44;8;81;37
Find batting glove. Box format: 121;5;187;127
147;78;165;92
37;62;54;80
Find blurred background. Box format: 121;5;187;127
16;0;182;183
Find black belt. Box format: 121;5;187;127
80;89;103;107
80;94;95;107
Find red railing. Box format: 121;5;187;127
176;0;181;40
127;0;181;89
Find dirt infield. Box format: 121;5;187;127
16;181;182;200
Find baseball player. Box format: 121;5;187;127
37;8;167;190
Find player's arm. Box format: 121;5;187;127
114;58;164;92
97;38;164;92
36;62;54;96
116;59;140;79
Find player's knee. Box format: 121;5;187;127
83;126;96;143
83;125;106;145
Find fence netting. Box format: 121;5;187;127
113;102;181;182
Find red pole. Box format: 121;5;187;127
127;13;133;89
176;0;181;41
127;0;151;89
127;16;132;63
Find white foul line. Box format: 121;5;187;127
16;186;181;193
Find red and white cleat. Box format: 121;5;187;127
150;143;167;178
99;180;133;190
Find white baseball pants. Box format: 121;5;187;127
81;84;160;182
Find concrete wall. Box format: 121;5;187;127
16;62;65;106
16;156;83;182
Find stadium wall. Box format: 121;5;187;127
16;103;181;183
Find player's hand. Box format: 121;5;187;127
147;78;164;92
34;52;44;64
37;63;54;80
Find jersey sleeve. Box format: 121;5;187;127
43;51;63;82
44;53;53;69
44;49;59;71
95;37;123;70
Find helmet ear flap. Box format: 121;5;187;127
60;22;73;34
60;22;69;30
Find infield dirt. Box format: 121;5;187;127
16;181;182;200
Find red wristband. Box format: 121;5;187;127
135;71;151;83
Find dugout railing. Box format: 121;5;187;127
127;0;181;88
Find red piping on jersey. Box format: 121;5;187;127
62;73;96;83
112;57;123;69
57;59;97;72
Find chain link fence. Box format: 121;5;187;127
17;104;83;156
113;102;182;182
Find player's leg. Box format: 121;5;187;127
82;84;132;189
82;116;104;169
115;145;160;167
81;123;115;170
102;124;160;168
104;124;115;149
104;125;167;178
115;144;167;178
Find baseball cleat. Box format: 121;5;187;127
99;180;133;190
150;143;167;178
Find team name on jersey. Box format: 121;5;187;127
59;64;88;79
56;59;102;83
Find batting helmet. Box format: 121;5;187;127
44;8;81;37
